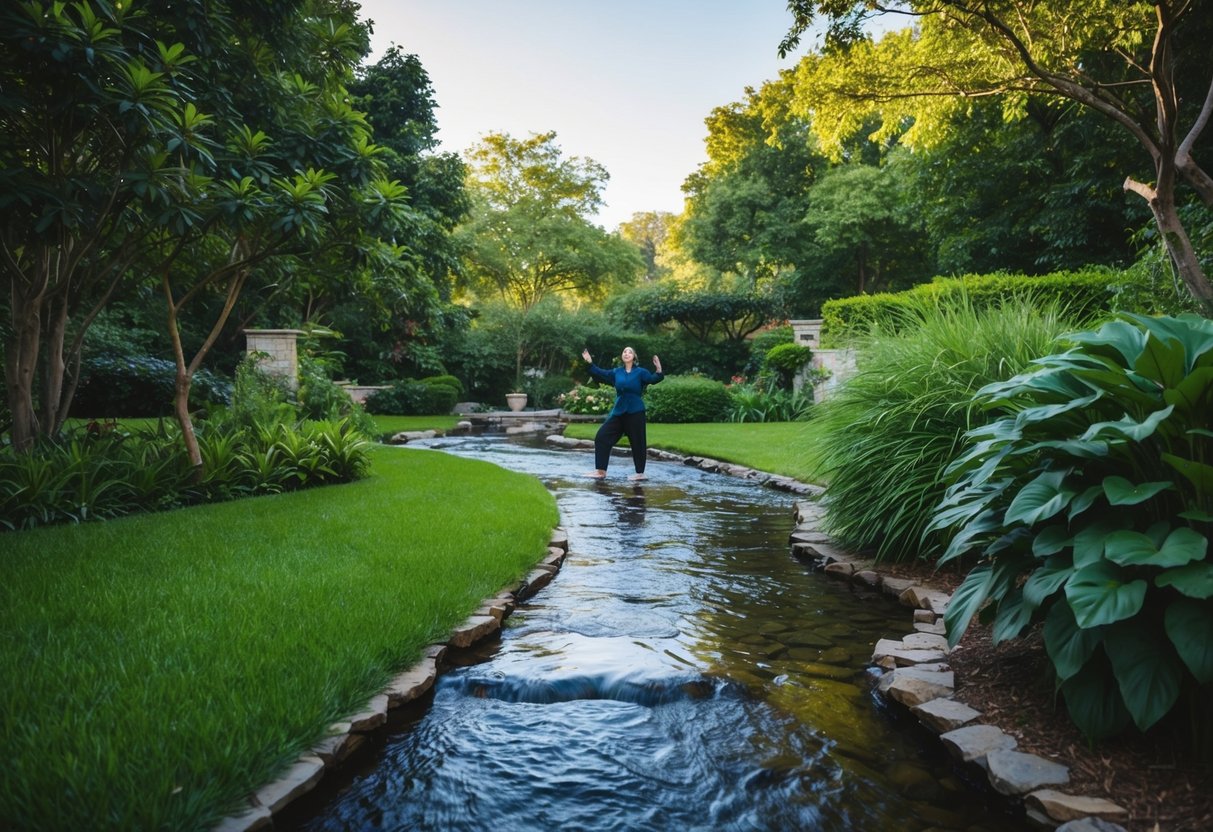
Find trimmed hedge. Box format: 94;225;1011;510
645;375;731;423
819;268;1139;347
72;354;232;417
364;380;458;416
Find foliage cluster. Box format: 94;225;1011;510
931;313;1213;744
725;383;814;423
557;384;614;416
763;343;812;390
72;355;232;418
0;419;369;532
364;380;458;416
819;269;1144;347
813;297;1075;562
644;375;732;424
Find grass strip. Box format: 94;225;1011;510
0;445;557;831
564;421;826;483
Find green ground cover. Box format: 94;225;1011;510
370;414;462;435
564;421;826;483
0;445;557;831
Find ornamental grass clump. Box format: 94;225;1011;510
930;313;1213;745
811;296;1074;562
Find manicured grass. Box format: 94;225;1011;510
0;445;557;831
564;421;826;483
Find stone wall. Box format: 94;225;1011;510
244;329;305;392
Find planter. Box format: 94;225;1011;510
505;392;528;412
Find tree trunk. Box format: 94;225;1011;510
39;291;69;437
5;302;41;452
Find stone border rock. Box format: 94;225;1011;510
212;527;571;832
787;498;1131;832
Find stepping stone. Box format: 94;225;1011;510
913;609;937;624
881;577;916;598
789;530;833;545
911;698;982;733
914;621;946;635
901;586;952;612
793;541;849;565
985;749;1069;795
852;570;881;587
902;632;949;651
872;638;947;666
877;667;955;708
213;804;272;832
824;562;854;578
939;724;1017;765
449;614;500;647
252;755;325;813
1026;789;1129;824
1056;818;1129;832
385;659;438;707
348;694;388;732
310;724;365;766
548;528;569;552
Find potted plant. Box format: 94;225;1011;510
505;391;528;412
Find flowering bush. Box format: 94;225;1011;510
558;384;613;415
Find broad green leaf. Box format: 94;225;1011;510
1080;406;1174;443
1101;476;1172;506
1161;453;1213;493
1104;527;1206;569
991;590;1034;644
1123;311;1213;372
1065;561;1147;628
1069;366;1160;409
1018;439;1110;461
1013;393;1101;429
1072;520;1118;568
1164;598;1213;684
1133;330;1187;388
1104;622;1182;731
1044;598;1104;682
1031;525;1071;557
1067;485;1102;522
1059;651;1132;741
1024;560;1074;607
1162;367;1213;417
937;507;1003;564
944;564;993;648
1155;562;1213;599
1178;509;1213;522
1005;469;1076;526
1065;319;1147;367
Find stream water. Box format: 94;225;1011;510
283;436;1020;831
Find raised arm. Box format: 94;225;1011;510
582;348;614;384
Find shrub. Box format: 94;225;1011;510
727;384;813;423
72;354;232;417
644;375;731;423
558;384;613;415
418;374;465;397
297;356;376;437
763;343;812;390
819;268;1138;347
930;313;1213;744
812;296;1074;563
528;374;575;409
364;380;457;416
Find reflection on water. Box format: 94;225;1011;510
285;436;1018;831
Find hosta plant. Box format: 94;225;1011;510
930;313;1213;742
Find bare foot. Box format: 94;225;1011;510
585;470;606;479
629;473;647;481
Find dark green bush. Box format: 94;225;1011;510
0;418;370;531
931;312;1213;746
364;380;458;415
527;374;575;409
645;375;731;423
72;354;232;417
418;374;465;397
763;343;812;390
297;356;376;436
819;268;1139;347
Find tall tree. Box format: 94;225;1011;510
618;211;675;282
457;131;642;311
781;1;1213;309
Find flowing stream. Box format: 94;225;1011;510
282;436;1019;831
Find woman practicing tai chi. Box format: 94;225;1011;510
581;346;664;480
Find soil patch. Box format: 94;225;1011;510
886;561;1212;832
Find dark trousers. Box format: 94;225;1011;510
594;410;648;473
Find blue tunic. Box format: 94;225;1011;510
587;364;664;418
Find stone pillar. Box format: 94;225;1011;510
244;329;305;392
789;319;824;349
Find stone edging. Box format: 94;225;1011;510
211;527;572;832
542;434;1130;832
787;499;1132;832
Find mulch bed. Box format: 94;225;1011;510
880;561;1212;832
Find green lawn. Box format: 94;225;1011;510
0;445;557;831
564;421;826;483
370;413;462;435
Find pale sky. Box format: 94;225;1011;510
354;1;818;230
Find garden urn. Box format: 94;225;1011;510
505;392;528;412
